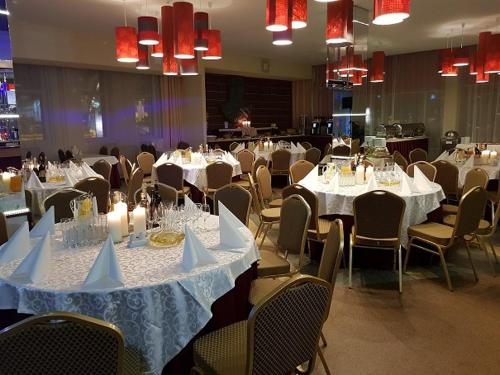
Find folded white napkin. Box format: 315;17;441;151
297;143;306;153
365;174;377;192
47;161;54;170
339;137;347;145
30;206;55;238
394;164;417;195
0;222;31;263
413;166;434;193
68;160;78;169
10;232;52;284
224;152;239;166
290;142;298;152
184;195;196;209
435;151;451;162
199;155;208;167
81;162;100;178
218;202;249;250
26;171;44;190
154;153;169;167
233;143;244;153
64;169;78;187
82;235;124;290
182;225;217;272
464;155;474;168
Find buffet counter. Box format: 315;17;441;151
0;143;22;170
385;136;428;161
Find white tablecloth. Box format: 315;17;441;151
299;167;446;247
152;153;242;191
81;154;119;166
0;215;259;374
435;151;499;187
253;148;305;166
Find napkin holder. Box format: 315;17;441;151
128;232;148;248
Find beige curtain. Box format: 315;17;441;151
311;64;334;117
292;79;312;129
159;76;183;149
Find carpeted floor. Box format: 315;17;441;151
250;215;500;375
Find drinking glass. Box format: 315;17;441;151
201;204;211;230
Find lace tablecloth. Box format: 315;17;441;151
81;154;119;166
0;216;259;374
151;154;242;191
299;167;446;247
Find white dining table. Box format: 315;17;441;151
0;215;259;374
81;154;119;166
299;166;446;247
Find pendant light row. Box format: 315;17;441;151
439;31;500;84
115;1;222;76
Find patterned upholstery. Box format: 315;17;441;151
305;147;321;166
432;160;459;198
251;157;267;181
256;165;282;208
74;177;110;214
214;184;252;226
92;159;112;182
289;160;314;184
409;148;427;163
269;149;291;175
237;150;255;174
406;161;437;181
44;188;85;223
136;152;155;176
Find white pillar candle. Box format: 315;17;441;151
365;166;374;182
355;165;365;185
481;150;491;160
2;172;12;192
114;202;129;236
133;206;147;234
490;150;497;159
107;210;123;243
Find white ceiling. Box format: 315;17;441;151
7;0;500;65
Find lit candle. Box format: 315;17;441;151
365;166;374;182
1;172;12;193
490;150;497;159
355;165;365;185
114;201;129;236
133;206;146;234
107;210;123;243
264;141;269;151
481;150;491;160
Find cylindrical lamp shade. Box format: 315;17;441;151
194;12;209;51
115;26;139;62
180;58;199;76
485;34;500;74
441;49;458;77
469;53;477;75
370;51;385;82
266;0;291;32
351;71;363;86
476;64;489;83
326;62;337;82
162;6;178;75
273;29;293;45
326;0;353;45
372;0;410;25
173;2;195;59
202;30;222;60
453;47;469;67
292;0;307;29
136;44;150;70
353;54;367;71
152;40;163;57
138;16;160;45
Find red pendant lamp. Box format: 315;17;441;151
326;61;337;82
180;57;199;76
292;0;307;29
453;24;469;67
469;52;477;75
138;16;160;45
152;39;163;57
266;0;291;32
173;2;195;59
370;51;385;83
273;29;293;45
372;0;410;26
485;33;500;74
161;5;178;75
202;30;222;60
326;0;353;45
476;32;491;83
115;27;139;63
136;44;150;70
194;12;209;51
441;49;458;77
351;71;363;86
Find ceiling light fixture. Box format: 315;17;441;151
173;1;195;59
266;0;291;32
370;51;385;83
372;0;410;26
136;44;150;70
138;16;160;45
180;58;199;76
162;5;178;75
476;32;491;83
292;0;307;29
453;24;469;67
194;12;209;51
115;1;139;63
202;29;222;60
0;9;9;16
469;52;478;75
151;40;163;57
273;29;293;45
485;33;500;74
326;0;353;45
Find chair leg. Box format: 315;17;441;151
320;331;327;347
398;245;403;293
489;239;499;264
404;238;413;273
254;221;263;239
317;347;331;375
260;223;271;248
392;248;397;272
477;236;495;275
438;247;453;291
464;239;479;282
348;235;353;288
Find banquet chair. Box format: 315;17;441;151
92;159;112;182
110;147;120;160
301;141;312;150
431;160;459;202
442;167;489;215
487;181;500;225
126;168;144;209
331;144;351;157
406;161;437;181
204;162;233;204
0;213;7;245
351;139;361;155
323;143;332;157
442;200;500;275
156;163;191;199
134;182;178;207
192;275;330;375
305;147;321;166
349;190;406;293
0;312;143;375
409;147;427;163
406;186;487;291
229;142;239;152
43;188;85;223
136;152;155;183
270;149;291;177
393;151;409;171
282;184;331;243
214;184;252;226
255;165;282;208
58;149;66;163
236;149;254;182
289;160;315;184
251;157;268;182
99;146;108;155
248;175;282;249
74;177;110;214
119;155;132;186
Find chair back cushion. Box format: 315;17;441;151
463;167;489;194
406;161;437;181
409;148;427;163
127;168;144;207
44;189;85;223
255;165;274;201
135;183;177;206
237;149;255;174
305;147;321;165
393;151;408;170
454;186;488;237
277;194;311;257
331;145;350;156
318;219;344;286
282;184;318;231
92;159;112;182
432;160;459;196
136;152;155;175
206;162;233;190
156;163;184;190
214;184;252;226
289;160;314;184
251;157;267;181
74;177;111;214
270;150;291;172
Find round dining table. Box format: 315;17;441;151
299;166;446;247
0;216;259;374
